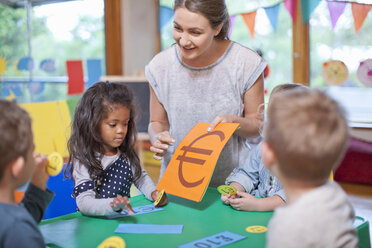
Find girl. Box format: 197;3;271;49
65;81;166;216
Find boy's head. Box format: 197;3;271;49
270;83;307;98
263;88;349;186
258;83;307;134
0;100;34;186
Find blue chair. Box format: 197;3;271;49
44;165;76;219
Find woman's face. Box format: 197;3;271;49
173;7;221;66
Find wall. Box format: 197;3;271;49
121;0;159;76
351;128;372;143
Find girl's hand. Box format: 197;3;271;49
207;114;236;132
149;131;175;160
151;190;168;207
110;195;134;214
221;193;238;205
228;191;260;211
30;153;49;191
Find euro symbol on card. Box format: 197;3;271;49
176;131;225;188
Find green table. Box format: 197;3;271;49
40;187;370;248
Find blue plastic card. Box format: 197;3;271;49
106;204;164;219
178;231;247;248
115;224;183;234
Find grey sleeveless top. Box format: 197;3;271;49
145;41;267;187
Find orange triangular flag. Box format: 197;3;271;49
241;11;257;38
351;3;372;34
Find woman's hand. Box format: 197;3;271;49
149;131;175;160
207;114;237;132
110;195;133;214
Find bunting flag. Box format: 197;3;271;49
284;0;296;23
66;60;84;95
159;6;174;30
264;3;281;31
351;3;372;34
301;0;322;24
228;15;236;38
241;11;257;38
86;59;102;88
327;1;347;29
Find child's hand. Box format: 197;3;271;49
151;190;168;207
221;193;238;205
228;191;260;211
110;195;133;214
30;153;49;191
150;131;175;160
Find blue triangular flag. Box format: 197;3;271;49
301;0;322;24
159;6;174;30
264;3;280;31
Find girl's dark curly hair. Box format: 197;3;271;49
65;81;141;181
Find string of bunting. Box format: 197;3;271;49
159;0;372;37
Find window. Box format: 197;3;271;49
159;1;372;124
310;1;372;126
0;0;104;103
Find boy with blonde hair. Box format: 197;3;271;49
0;100;54;247
263;88;357;248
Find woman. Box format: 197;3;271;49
145;0;266;186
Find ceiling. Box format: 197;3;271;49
0;0;74;8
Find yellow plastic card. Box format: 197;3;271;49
245;225;267;233
97;236;126;248
217;185;237;195
153;189;165;207
47;152;63;176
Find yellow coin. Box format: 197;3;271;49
47;152;63;176
153;189;165;207
217;185;237;195
97;236;126;248
245;225;267;233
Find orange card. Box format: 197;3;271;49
156;122;240;202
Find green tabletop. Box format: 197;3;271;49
40;188;272;247
40;187;370;248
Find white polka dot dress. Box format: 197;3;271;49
72;156;133;199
